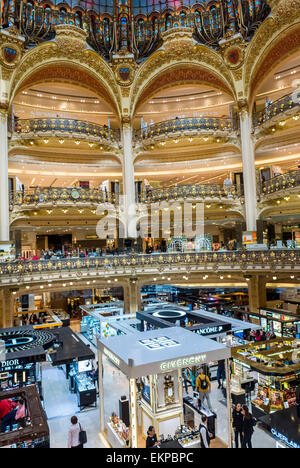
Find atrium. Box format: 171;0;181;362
0;0;299;452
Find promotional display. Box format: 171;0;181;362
232;339;300;419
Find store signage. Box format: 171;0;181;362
139;336;180;350
103;348;120;367
271;428;300;449
0;359;22;372
195;325;228;336
160;354;206;371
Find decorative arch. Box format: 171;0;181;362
244;1;300;105
130;39;236;117
132;64;235;116
8;42;122;120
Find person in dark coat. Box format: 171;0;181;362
241;405;255;448
232;403;244;448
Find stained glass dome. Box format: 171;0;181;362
0;0;270;61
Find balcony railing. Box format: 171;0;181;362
139;184;244;203
10;187;118;208
134;117;234;141
0;250;298;278
13;118;120;142
261;170;300;195
254;92;300;126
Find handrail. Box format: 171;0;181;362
14;118;120;142
134;117;235;141
261;170;300;195
10;187;118;207
0;250;298;277
140;183;244;202
254;92;300;126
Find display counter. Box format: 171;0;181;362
107;416;129;448
0;385;49;449
232;339;300;416
259;406;300;449
98;327;231;448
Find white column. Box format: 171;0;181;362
239;109;257;232
122;124;137;238
0;111;9;242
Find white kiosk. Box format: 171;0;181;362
98;327;231;448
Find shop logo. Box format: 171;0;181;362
0;359;20;368
103;348;120;367
196;326;225;336
3;337;35;348
160;354;206;371
271;428;300;449
139;336;180;350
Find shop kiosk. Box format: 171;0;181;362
0;385;50;448
98;327;231;448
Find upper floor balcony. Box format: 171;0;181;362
139;183;244;203
134;117;236;145
11;118;120;147
254;92;300;130
261;170;300;199
10;187;118;210
0;250;299;286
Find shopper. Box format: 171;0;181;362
196;368;212;410
0;399;17;432
146;426;160;448
68;416;83;448
232;403;244;448
199;415;212;448
217;360;226;389
241;405;255;448
15;399;26;428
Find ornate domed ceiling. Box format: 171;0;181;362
1;0;270;61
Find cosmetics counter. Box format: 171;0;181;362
69;360;97;411
80;303;126;346
232;339;300;419
98;327;231;448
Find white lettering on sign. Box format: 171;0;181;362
271;428;300;449
196;326;224;336
103;348;120;367
160;354;206;371
0;359;20;368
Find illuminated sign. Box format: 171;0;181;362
195;325;227;336
139;336;180;350
103;348;120;367
160;354;206;371
271;428;300;449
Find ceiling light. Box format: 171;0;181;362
59;139;64;144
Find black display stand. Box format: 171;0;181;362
77;388;97;411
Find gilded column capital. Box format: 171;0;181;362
237;100;250;121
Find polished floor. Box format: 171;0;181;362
42;330;277;449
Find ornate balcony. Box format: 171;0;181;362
134;117;235;143
140;184;244;203
260;170;300;198
254;93;300;128
12;118;120;144
0;250;298;285
10;187;118;210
